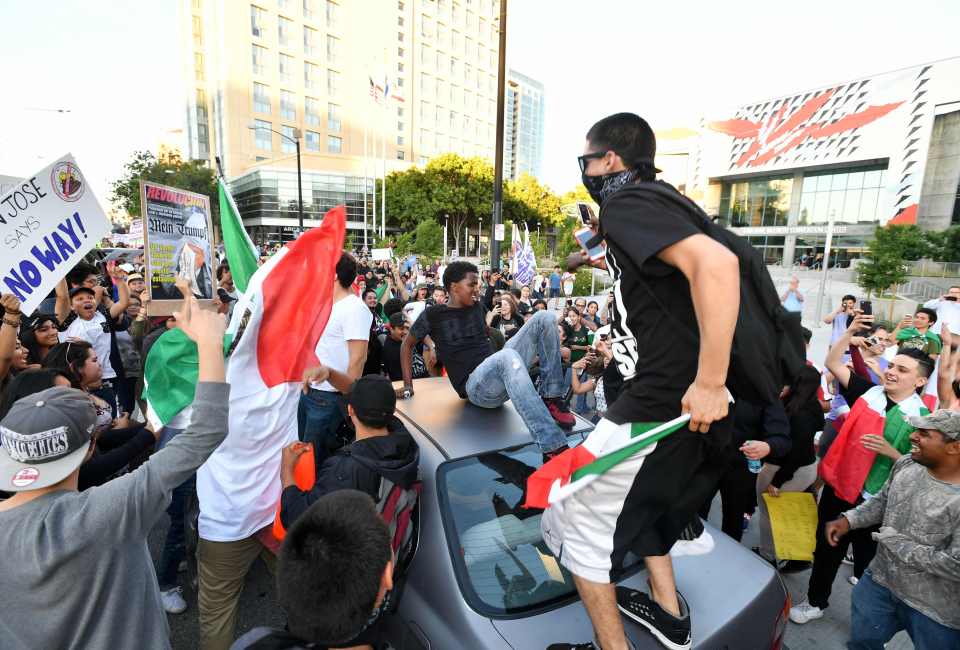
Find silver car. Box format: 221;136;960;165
382;378;791;650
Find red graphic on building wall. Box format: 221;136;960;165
709;89;904;168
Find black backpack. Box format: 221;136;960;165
598;181;806;405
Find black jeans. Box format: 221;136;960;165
698;455;757;542
808;483;878;609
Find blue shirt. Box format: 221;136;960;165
783;290;803;312
549;272;561;289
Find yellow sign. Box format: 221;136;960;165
763;492;818;562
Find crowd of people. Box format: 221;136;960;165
1;111;958;650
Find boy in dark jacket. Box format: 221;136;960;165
279;375;419;529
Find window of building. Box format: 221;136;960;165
250;5;265;37
398;0;405;8
305;97;321;125
452;30;462;52
717;176;793;228
398;61;404;73
278;16;292;46
452;1;461;23
193;0;202;10
278;0;289;8
253;82;270;114
464;62;472;86
422;15;434;37
194;52;205;81
326;0;339;27
251;45;267;75
196;88;208;122
398;121;405;132
420;44;430;65
279;53;294;81
328;135;342;153
397;135;405;146
304;26;318;56
197;123;209;156
398;31;404;42
327;69;339;95
280;90;296;120
438;24;448;48
397;150;406;160
450;84;458;106
420;73;432;95
192;16;203;47
398;16;404;26
305;130;320;151
450;110;458;131
796;165;888;226
326;35;339;64
398;47;405;58
254;119;272;150
328;102;341;132
419;156;429;165
304;62;319;89
303;0;315;20
281;125;297;154
396;77;405;88
420;100;429;122
398;106;404;117
436;79;446;101
450;56;458;76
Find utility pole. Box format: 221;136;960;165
489;0;507;268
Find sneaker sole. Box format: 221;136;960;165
618;603;691;650
788;611;823;625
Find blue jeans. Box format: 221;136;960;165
848;570;960;649
297;388;345;466
563;367;591;415
465;310;567;453
155;427;196;591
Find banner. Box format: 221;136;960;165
1;154;111;315
141;181;216;313
371;247;392;261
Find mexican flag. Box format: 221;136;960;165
819;385;928;503
196;206;345;541
218;177;259;293
525;415;691;509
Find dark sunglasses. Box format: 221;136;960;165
577;151;608;173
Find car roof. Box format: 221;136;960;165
395;377;593;460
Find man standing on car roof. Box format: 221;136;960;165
542;113;740;650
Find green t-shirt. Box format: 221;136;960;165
565;323;590;363
896;327;941;356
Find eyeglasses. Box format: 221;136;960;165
577;151;608;173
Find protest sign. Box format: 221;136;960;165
763;492;818;561
141;181;216;314
371;247;392;261
1;154;111;315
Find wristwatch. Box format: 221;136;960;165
402;387;413;398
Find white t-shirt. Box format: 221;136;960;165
562;272;575;296
924;298;960;335
310;294;373;391
60;311;117;380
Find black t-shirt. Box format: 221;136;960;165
600;186;703;423
410;302;492;398
490;313;525;341
381;336;429;381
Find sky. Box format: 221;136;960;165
1;0;958;206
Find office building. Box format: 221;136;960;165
661;57;960;266
504;69;545;181
180;0;504;242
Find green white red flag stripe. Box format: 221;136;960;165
525;414;691;509
218;178;258;294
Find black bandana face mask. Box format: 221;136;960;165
581;168;639;206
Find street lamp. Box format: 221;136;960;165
248;124;304;233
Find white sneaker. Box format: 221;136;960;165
789;602;823;624
848;576;859;586
161;587;187;614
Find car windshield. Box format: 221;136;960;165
438;442;582;617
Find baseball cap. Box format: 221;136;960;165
906;410;960;441
0;386;96;491
69;286;96;299
347;376;396;427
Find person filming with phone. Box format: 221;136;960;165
893;308;942;360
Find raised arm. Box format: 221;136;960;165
658;234;739;432
0;294;22;383
107;262;130;321
54;277;71;323
826;313;872;389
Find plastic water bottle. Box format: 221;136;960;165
745;441;762;473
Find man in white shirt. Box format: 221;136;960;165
298;253;372;466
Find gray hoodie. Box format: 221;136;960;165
0;382;229;649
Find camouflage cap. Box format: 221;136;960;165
906;409;960;441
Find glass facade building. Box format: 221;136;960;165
230;168;372;245
504;69;544;180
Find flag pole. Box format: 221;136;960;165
363;121;368;251
381;98;387;239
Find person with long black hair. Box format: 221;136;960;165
753;365;825;565
19;314;60;365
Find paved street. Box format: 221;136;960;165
154;270;921;650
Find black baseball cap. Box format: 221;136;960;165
347;376;396;427
69;286;96;299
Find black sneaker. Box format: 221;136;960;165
546;643;596;650
616;587;691;650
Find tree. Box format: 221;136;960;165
110;150;218;226
857;226;910;298
383;154;564;254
